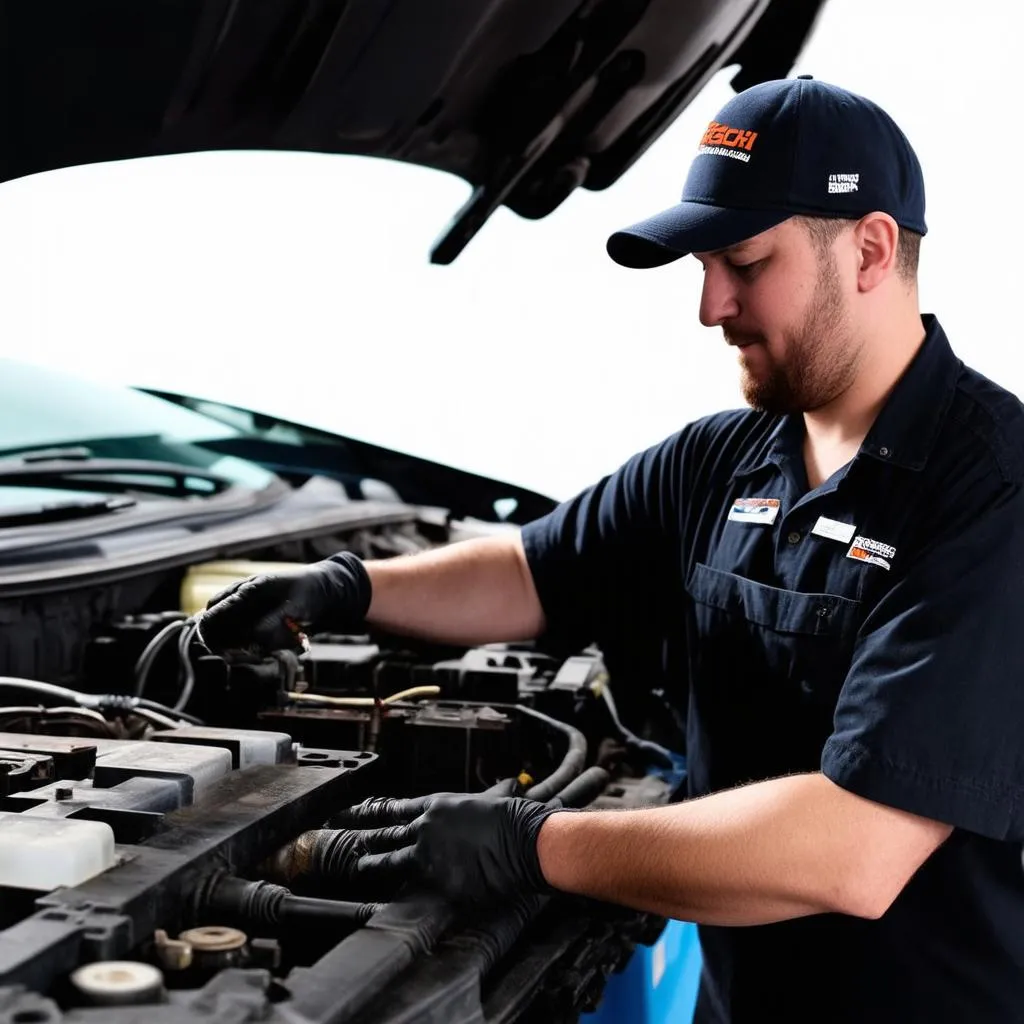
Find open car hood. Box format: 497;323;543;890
2;0;825;262
138;385;559;526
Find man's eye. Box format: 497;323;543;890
729;258;765;277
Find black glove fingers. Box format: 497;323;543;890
197;574;297;655
358;820;421;854
355;843;419;880
197;575;270;650
249;606;308;656
205;577;248;610
332;794;435;828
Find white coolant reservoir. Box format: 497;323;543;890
0;813;116;890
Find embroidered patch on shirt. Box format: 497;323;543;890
846;535;896;570
812;516;857;544
727;497;781;525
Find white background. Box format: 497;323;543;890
0;0;1015;500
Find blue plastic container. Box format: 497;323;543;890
582;918;702;1024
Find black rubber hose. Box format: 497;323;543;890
135;697;204;726
517;704;587;803
281;894;383;928
553;765;610;809
204;875;383;929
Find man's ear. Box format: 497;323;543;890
854;212;899;292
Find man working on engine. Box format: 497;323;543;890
197;77;1024;1021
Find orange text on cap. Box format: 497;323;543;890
700;122;758;152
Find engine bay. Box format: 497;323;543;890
0;520;684;1023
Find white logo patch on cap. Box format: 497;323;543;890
828;172;860;194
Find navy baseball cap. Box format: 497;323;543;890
607;76;927;268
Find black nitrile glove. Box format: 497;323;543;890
344;793;566;905
196;551;371;657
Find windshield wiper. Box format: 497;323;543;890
0;454;234;497
0;495;136;527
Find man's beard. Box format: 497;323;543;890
731;256;859;414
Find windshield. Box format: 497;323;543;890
0;359;277;491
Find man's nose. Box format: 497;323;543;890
698;264;740;327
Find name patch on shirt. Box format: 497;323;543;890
811;516;857;544
847;535;896;570
727;497;781;525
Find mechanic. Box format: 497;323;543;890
197;77;1024;1022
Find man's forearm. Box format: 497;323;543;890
536;772;951;926
364;534;545;646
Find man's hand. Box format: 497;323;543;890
196;551;371;657
341;793;566;905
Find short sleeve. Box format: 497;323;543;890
519;430;687;656
822;479;1024;841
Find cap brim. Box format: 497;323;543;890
606;203;793;269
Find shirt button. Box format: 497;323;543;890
879;446;891;457
787;531;802;545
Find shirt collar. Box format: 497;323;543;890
731;314;960;480
857;314;960;470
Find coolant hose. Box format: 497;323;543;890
517;704;588;802
553;765;610;809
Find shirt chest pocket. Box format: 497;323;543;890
685;562;863;703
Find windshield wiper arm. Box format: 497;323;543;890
0;457;234;497
13;446;94;462
0;495;136;527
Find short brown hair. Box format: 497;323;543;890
797;215;920;283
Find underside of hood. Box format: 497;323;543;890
1;0;826;262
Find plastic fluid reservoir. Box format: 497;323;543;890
0;813;116;890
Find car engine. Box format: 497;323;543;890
0;514;685;1023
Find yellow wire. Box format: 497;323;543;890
285;685;441;708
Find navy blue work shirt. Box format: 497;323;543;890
521;316;1024;1023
